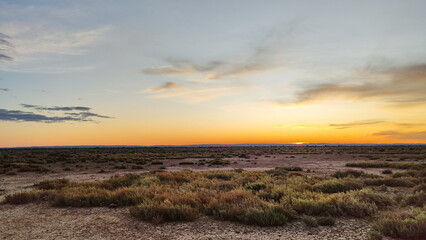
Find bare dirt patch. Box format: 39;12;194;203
0;203;374;240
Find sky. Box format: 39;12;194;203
1;0;426;147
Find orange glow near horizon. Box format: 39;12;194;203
1;1;426;147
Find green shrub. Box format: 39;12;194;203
266;167;288;177
331;194;378;218
114;165;127;169
130;201;199;224
5;170;17;175
302;215;318;227
413;183;426;193
101;174;141;190
332;170;365;178
367;230;383;240
405;191;426;207
53;187;112;207
4;191;45;204
37;179;70;190
313;179;363;193
372;209;426;239
291;198;342;216
179;161;194;165
317;216;336;226
238;206;291;226
151;161;163;165
207;159;230;166
364;178;415;187
283;166;303;172
245;182;267;191
351;189;394;209
204;172;234;181
346;162;426;170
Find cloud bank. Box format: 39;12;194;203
276;64;426;107
0;104;112;123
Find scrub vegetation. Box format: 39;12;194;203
1;146;426;239
3;163;426;239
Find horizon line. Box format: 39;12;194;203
2;143;426;149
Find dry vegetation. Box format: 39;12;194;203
1;146;426;239
1;145;425;174
2;164;425;239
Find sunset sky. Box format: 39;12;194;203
1;0;426;147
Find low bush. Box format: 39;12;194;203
151;161;163;165
291;198;342;216
266;167;288;177
238;206;291;226
155;172;191;183
413;183;426;193
367;230;383;240
130;201;199;224
372;209;426;239
245;182;267;191
302;215;318;227
346;162;426;170
316;216;336;226
313;179;364;193
332;170;365;178
179;161;194;165
351;189;394;210
283;166;303;172
404;191;426;207
204;172;234;181
207;159;230;166
363;178;415;187
4;191;46;204
36;179;70;190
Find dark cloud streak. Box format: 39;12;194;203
0;33;14;61
0;104;112;123
21;104;91;112
145;81;180;93
329;120;385;129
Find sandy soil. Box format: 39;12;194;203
0;203;376;240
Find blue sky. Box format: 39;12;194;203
1;0;426;146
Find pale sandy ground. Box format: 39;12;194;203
0;153;398;240
0;204;376;240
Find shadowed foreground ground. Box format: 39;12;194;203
0;204;373;240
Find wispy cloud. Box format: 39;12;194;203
142;23;297;81
143;59;223;76
329;120;386;129
0;88;10;92
274;64;426;108
0;22;109;73
0;32;14;61
21;104;91;112
0;104;112;123
144;82;181;93
373;131;426;140
276;123;318;129
143;83;249;103
10;26;110;56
